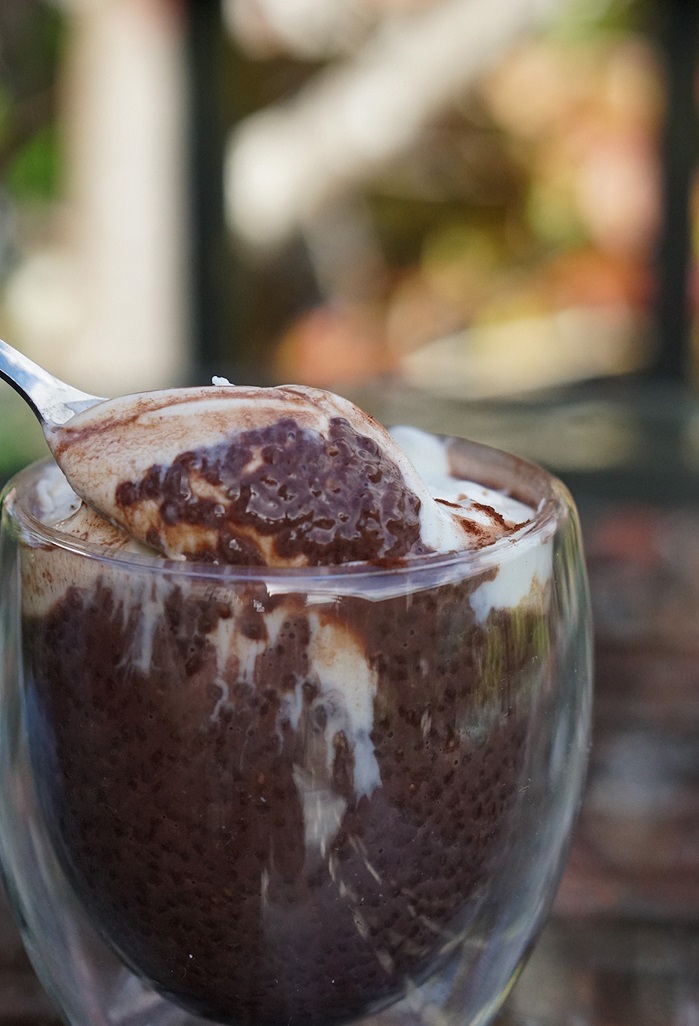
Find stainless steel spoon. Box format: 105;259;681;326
0;338;103;429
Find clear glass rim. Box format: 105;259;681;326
2;437;567;585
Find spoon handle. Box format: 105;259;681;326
0;339;102;427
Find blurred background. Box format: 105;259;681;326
0;1;698;1023
0;1;681;418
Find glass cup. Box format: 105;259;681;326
0;436;592;1026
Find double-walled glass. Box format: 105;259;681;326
0;438;591;1026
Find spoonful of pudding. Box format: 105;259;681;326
1;339;511;567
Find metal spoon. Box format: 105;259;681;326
0;338;103;430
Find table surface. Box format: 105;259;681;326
0;489;697;1025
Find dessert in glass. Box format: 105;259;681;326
0;384;592;1026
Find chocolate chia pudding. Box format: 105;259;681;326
46;386;487;565
13;390;557;1026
